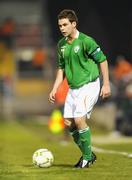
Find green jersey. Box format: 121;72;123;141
57;32;106;89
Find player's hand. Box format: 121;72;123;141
49;89;56;104
100;84;111;99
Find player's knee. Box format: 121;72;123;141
74;118;82;128
75;117;87;129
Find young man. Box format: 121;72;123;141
49;9;111;168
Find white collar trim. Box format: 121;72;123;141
75;30;79;38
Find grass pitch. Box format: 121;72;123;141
0;119;132;180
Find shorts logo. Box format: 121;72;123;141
74;45;80;53
76;111;82;114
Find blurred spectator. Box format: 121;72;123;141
0;17;16;48
55;78;69;106
0;41;15;119
113;55;132;82
112;55;132;136
17;47;47;78
32;47;47;72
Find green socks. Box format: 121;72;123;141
79;127;92;161
69;128;82;151
70;127;92;161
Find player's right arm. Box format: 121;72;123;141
49;68;64;104
49;40;65;103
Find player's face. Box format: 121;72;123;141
58;18;76;37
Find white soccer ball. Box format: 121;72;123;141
32;148;54;168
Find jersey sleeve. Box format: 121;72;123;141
57;43;65;69
84;37;107;63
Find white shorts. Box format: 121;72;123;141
64;78;100;119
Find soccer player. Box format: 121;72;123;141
49;9;111;168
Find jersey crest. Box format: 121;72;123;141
74;45;80;53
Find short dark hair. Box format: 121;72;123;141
58;9;78;25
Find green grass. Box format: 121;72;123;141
0;119;132;180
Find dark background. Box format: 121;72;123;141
46;0;131;64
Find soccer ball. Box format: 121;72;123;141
32;148;54;168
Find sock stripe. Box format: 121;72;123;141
69;129;78;136
79;127;89;134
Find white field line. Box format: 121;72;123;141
92;135;132;144
92;146;132;158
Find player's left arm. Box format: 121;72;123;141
99;60;111;99
84;37;111;98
